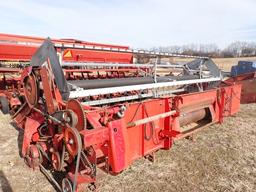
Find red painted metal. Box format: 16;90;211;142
0;36;249;191
0;33;133;63
0;67;22;114
13;60;242;191
0;33;130;49
0;33;134;116
225;72;256;104
0;43;37;61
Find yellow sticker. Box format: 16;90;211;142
64;50;72;58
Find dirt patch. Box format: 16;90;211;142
0;104;256;192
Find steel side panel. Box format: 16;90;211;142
241;78;256;104
0;44;37;61
117;86;241;167
178;90;217;112
22;117;41;156
225;72;256;104
63;49;133;63
124;99;165;163
0;44;132;63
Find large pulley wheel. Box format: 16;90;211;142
23;73;38;107
64;127;82;157
66;99;86;131
62;178;73;192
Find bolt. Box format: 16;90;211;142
63;113;70;122
66;116;71;123
69;139;74;145
120;105;126;112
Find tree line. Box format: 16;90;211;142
150;41;256;58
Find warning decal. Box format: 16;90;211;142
63;50;72;58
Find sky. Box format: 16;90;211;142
0;0;256;48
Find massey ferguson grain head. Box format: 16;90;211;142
9;39;243;192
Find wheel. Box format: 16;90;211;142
64;127;82;157
23;73;38;107
66;99;86;131
0;96;9;114
62;178;73;192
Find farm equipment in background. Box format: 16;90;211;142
0;33;134;115
0;67;23;115
0;33;133;69
231;60;256;76
226;60;256;103
8;39;243;192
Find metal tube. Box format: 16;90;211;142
179;109;207;126
82;89;185;106
0;38;208;59
68;75;199;90
54;43;209;59
69;77;221;98
127;110;176;128
62;62;184;68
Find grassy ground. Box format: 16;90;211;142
0;104;255;192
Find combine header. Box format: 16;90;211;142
5;38;244;192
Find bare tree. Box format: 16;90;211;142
151;41;256;58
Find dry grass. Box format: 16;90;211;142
0;104;256;192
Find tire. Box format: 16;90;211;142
0;96;10;114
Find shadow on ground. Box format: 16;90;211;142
0;170;13;192
10;122;24;157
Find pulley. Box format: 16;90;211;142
52;110;78;128
66;99;86;131
64;127;82;157
23;72;39;107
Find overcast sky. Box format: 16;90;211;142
0;0;256;48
